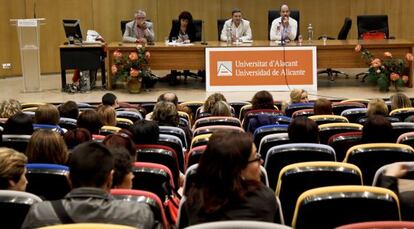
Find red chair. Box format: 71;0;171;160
328;131;362;162
186;145;207;169
193;125;244;138
336;221;414;229
292;108;314;118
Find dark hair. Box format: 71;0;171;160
288;117;319;143
58;101;79;120
232;8;241;15
251;90;274;110
103;133;136;158
203;93;227;113
35;104;60;125
178;11;193;23
361;115;394;143
77;110;103;135
313;98;332;115
152;101;179;126
102;93;117;106
187;130;258;214
129;120;159;144
69;142;114;188
157;92;178;106
63;128;92;149
3;112;34;135
110;147;133;188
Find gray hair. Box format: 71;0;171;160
134;10;146;18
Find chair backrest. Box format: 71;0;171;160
116;110;143;123
158;134;184;172
276;162;363;225
0;190;42;229
185;221;293;229
242;109;285;132
264;143;336;190
328;131;362;162
26;163;71;200
258;133;290;163
292;108;314;118
292;185;400;229
308;115;349;125
186;145;206;169
38;223;136;229
59;117;77;131
193;125;244;138
341;108;367;124
193;116;241;130
99;125;121;136
268;10;300;40
217;19;226;40
336;221;414;229
318;123;363;144
115;117;133;130
332;102;366;115
397;131;414;148
337;17;352;40
372;161;414;186
1;134;31;153
172;19;202;41
253;124;289;148
120;20;130;35
229;101;251;119
159;126;188;150
341;99;370;106
392;122;414;142
357;15;389;39
190;133;212;149
285;103;314;117
390;108;414;122
344;143;414;184
110;189;168;229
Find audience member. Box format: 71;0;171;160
246;90;278;134
313;98;332;115
270;4;298;42
102;93;119;108
26;129;69;165
211;100;232;117
77;110;103;135
97;105;117;126
0;147;27;191
110;148;134;189
251;90;275;110
169;11;197;43
3;112;34;135
220;8;252;42
288;117;319;143
0;99;22;118
201;93;227;114
123;9;155;44
367;98;388;117
103;133;136;158
289;89;309;104
22;142;157;228
180;131;279;227
34;104;65;134
58;101;79;120
129;120;159;145
63;128;92;150
154;92;193;123
390;92;412;111
361;115;394;143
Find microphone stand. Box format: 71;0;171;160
201;20;208;45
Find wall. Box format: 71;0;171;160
1;0;414;76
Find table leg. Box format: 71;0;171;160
101;60;106;88
61;69;66;91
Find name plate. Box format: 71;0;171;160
206;46;317;92
17;19;38;27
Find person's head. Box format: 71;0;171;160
314;98;332;115
110;148;134;189
69;142;114;190
190;131;261;213
290;89;309;103
362;115;394;143
134;10;147;25
129;120;159;144
211;101;232;117
203;93;227;113
367;98;388;117
390;92;412;111
231;8;242;25
288;117;319;143
152;101;179;126
102;93;118;107
97;105;117;126
0;148;28;191
103;133;136;158
157;92;178;106
251;90;274;110
280;4;290;18
77;110;103;135
58;101;79;120
26;129;69;164
3;112;34;135
178;11;193;27
0;99;21;118
63;128;92;149
35;104;60;125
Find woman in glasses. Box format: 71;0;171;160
179;130;279;227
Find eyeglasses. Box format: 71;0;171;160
248;153;262;163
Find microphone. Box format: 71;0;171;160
201;20;208;45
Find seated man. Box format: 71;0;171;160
22;142;159;229
123;9;155;44
220;8;252;42
270;4;298;42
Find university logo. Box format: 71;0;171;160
217;61;232;76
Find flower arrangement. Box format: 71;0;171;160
111;44;152;93
355;44;412;92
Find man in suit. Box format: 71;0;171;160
270;4;298;42
220;8;252;42
123;10;155;43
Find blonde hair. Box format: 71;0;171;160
97;105;117;126
26;129;68;164
0;148;27;189
0;99;22;118
367;98;388;117
290;89;307;103
390;92;412;111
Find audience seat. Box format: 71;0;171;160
37;223;136;229
158;134;184;172
392;122;414;142
21;102;46;110
292;109;314;118
190;133;212;149
1;134;31;153
328;131;362;161
341;108;367;123
336;221;414;229
390;108;414;121
229;101;251;119
372;161;414;187
159;126;188;150
242;109;285;130
258;133;290;162
332;102;366;115
308;115;349;125
116;110;143;123
115;118;133;130
77;102;96;112
285;103;315;117
341;99;370;106
397;131;414;148
193;125;243;138
99;126;121;136
318;123;363;144
184;221;292;229
58;117;77;131
193;116;241;130
253;124;289;148
186;145;206;169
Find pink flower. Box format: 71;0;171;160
384;52;393;58
130;68;139;77
129;52;138;61
111;65;118;74
390;72;400;81
136;44;143;49
113;50;123;59
145;51;151;60
406;53;414;62
402;75;409;83
354;44;362;52
371;58;382;68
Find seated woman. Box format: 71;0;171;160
361;115;394;143
3;112;34;135
180;130;279;227
198;93;228;118
168;11;198;85
97;105;117;127
0;99;22;119
289;89;309;104
63;128;92;150
313;98;332;115
77;110;103;138
0;147;28;191
211;101;232;117
288;117;319;143
34;104;65;135
247;90;278;133
390;92;412;111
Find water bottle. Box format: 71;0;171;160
307;23;314;41
226;27;232;44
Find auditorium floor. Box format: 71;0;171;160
1;69;413;103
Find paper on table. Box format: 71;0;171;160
167;42;194;46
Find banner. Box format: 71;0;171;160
206;46;317;92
